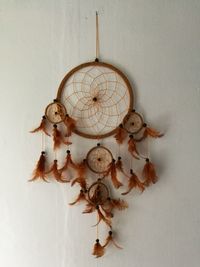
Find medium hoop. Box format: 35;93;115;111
88;181;109;205
86;145;113;174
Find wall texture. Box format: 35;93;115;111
0;1;200;267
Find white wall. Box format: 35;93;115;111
0;0;200;267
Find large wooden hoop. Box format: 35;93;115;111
56;61;134;139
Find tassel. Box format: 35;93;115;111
59;150;77;173
106;159;123;189
69;189;86;205
143;158;158;186
114;124;127;144
64;114;76;137
82;203;96;214
122;169;145;195
92;239;105;258
128;135;140;159
115;157;129;178
29;151;48;182
94;206;112;227
30;116;50;136
53;124;71;150
103;231;122;249
45;160;69;183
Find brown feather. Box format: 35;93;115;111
115;157;129;177
100;206;113;219
114;124;127;144
71;159;87;189
29;152;48;182
45;160;69;183
103;231;122;249
59;150;77;173
76;159;87;177
53;125;71;150
93;207;112;227
145;126;164;138
82;203;96;214
64;114;76;137
69;190;86;205
30;116;50;136
143;159;158;186
71;177;87;190
137;125;164;142
122;170;145;195
128;136;140;159
110;198;128;210
106;160;123;189
92;240;105;258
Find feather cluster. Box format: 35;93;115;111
71;159;87;190
137;124;164;141
122;169;145;195
92;239;105;258
101;198;128;215
60;150;77;173
29;151;47;182
143;159;158;186
53;125;71;150
114;124;127;144
64;114;76;137
128;135;140;159
92;232;121;258
69;189;87;205
109;198;128;211
144;126;163;138
82;203;96;214
106;159;123;189
30;116;50;136
115;157;129;178
46;159;69;183
103;231;122;249
95;206;112;227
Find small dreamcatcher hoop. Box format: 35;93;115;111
57;61;134;139
88;181;109;205
123;110;144;134
86;145;113;173
45;101;66;124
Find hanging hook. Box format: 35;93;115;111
95;11;100;62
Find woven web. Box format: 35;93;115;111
62;65;131;136
87;146;112;173
88;182;109;205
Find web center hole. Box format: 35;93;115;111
98;158;101;161
93;97;98;102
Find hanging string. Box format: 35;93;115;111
147;136;150;159
96;211;99;267
54;150;57;160
41;132;45;152
95;11;100;61
96;211;99;239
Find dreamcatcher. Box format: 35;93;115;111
30;12;163;258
